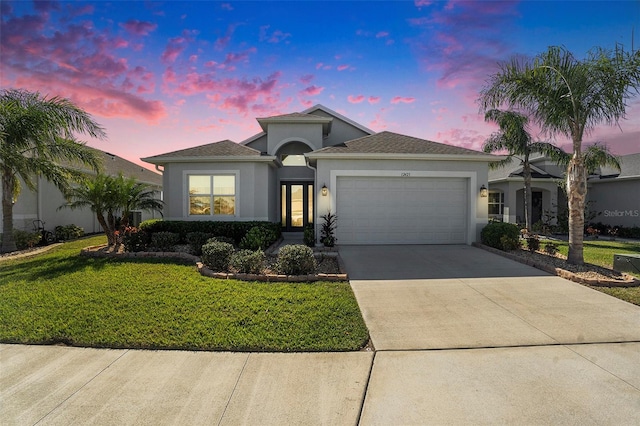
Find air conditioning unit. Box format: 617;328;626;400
613;254;640;275
129;211;142;227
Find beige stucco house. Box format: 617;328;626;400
142;105;499;245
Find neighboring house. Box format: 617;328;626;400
487;152;640;228
142;105;499;245
2;149;163;235
588;153;640;228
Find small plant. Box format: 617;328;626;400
122;226;149;252
239;226;279;251
230;249;266;274
481;222;520;251
525;234;540;252
11;229;42;250
608;227;619;241
54;224;84;241
320;211;337;247
207;235;236;246
277;244;317;275
499;235;520;251
586;226;600;239
186;232;214;256
543;241;558;256
201;241;235;272
151;231;180;251
303;223;315;247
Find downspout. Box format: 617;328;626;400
305;156;319;243
154;164;164;219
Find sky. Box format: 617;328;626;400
2;0;640;171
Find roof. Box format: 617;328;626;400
488;157;561;181
256;111;332;133
66;148;162;186
597;153;640;179
141;140;268;165
308;131;491;156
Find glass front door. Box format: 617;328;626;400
281;182;313;231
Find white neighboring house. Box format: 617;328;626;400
487;152;640;228
2;149;163;236
142;104;501;245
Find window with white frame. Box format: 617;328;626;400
488;191;504;216
188;175;236;216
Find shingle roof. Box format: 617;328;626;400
97;150;163;186
598;153;640;179
310;131;489;156
257;112;324;120
143;140;261;161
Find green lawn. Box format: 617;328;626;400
0;236;369;352
552;239;640;305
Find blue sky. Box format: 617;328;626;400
1;1;639;168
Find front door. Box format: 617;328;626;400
281;182;313;231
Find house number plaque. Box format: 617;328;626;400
401;172;411;177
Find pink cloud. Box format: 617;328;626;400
120;19;158;36
259;25;292;43
161;36;188;63
414;0;433;6
300;74;314;84
300;85;324;96
434;127;486;151
368;96;381;104
337;64;350;71
215;24;238;50
391;96;416;104
221;3;234;11
376;31;389;38
348;95;365;104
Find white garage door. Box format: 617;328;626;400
336;176;468;244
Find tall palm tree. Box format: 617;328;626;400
483;109;566;231
0;89;105;253
480;45;640;264
61;173;163;246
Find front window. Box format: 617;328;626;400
189;175;236;216
488;191;504;216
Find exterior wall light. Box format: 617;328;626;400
322;184;328;196
480;185;488;198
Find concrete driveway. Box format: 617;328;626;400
341;244;640;423
340;244;640;350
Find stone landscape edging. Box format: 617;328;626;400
81;245;349;282
472;242;640;287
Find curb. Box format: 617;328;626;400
472;242;640;288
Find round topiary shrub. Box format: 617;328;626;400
201;241;234;272
230;249;266;274
481;222;520;251
277;244;317;276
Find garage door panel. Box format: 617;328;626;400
336;176;468;245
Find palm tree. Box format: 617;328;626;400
61;173;163;246
480;45;640;264
483;109;566;231
0;89;105;253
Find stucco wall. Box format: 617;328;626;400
314;158;490;243
310;109;371;146
162;161;272;221
587;179;640;227
266;123;324;154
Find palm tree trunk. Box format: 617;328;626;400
522;156;532;232
1;171;17;253
96;212;114;246
567;153;586;265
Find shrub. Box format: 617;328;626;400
11;229;42;250
201;241;235;272
150;232;179;252
239;226;279;251
139;218;162;232
230;249;266;274
543;241;558;256
499;235;520;251
207;236;236;246
186;232;213;256
303;223;315;247
139;220;280;245
122;226;149;252
277;244;317;275
525;234;540;252
481;222;520;250
54;224;84;241
320;211;337;247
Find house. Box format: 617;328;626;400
3;149;163;235
487;152;640;228
587;153;640;228
142;105;499;245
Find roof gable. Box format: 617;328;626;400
142;140;263;164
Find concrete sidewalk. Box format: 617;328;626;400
1;345;373;425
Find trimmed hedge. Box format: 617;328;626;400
201;241;235;272
481;222;520;251
139;220;281;245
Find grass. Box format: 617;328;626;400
551;239;640;305
0;236;369;352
